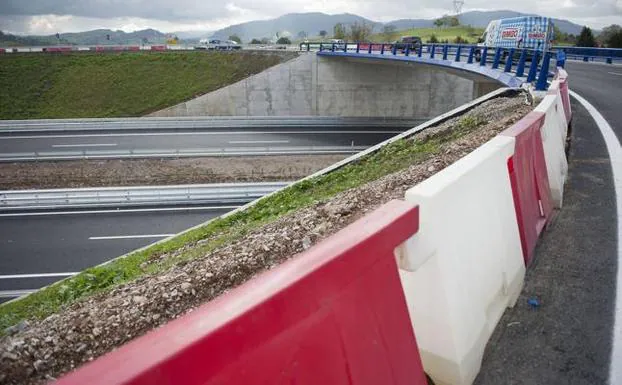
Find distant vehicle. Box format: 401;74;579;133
477;16;554;61
393;36;422;53
329;39;346;50
196;39;242;51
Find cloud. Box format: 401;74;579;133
0;0;619;34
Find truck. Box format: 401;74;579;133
196;39;242;50
477;16;555;61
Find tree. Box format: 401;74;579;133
427;34;439;43
260;37;271;44
383;24;396;39
297;31;308;40
250;38;262;44
599;24;622;45
433;19;444;28
454;35;468;44
349;22;372;42
228;34;241;43
608;30;622;48
576;26;597;47
319;30;327;38
333;23;346;40
276;37;291;44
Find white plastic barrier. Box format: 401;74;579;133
535;89;569;208
396;136;526;385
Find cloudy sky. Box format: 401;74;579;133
0;0;620;35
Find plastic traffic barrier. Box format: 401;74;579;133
556;68;572;123
397;136;525;385
500;112;553;265
535;91;569;208
55;200;427;385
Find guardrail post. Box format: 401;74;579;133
583;56;589;62
504;48;515;72
492;47;502;69
535;51;551;91
467;46;474;64
607;57;613;64
442;45;448;60
392;44;397;55
405;44;410;56
343;42;347;53
430;44;436;59
418;45;423;57
455;45;462;62
380;44;385;55
527;50;540;83
516;49;527;77
480;46;488;66
368;43;372;54
356;43;360;53
331;43;335;52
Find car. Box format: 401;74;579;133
393;36;422;54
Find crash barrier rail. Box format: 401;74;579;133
0;145;368;162
0;116;422;134
300;42;556;91
0;182;290;211
553;45;622;64
55;200;429;385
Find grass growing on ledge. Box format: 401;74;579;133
0;51;294;119
0;122;477;333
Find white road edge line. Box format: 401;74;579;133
609;72;622;76
570;90;622;385
51;143;118;148
0;289;36;299
0;131;403;140
89;234;175;240
0;272;78;280
228;140;290;144
0;205;240;217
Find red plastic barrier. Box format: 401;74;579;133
127;46;140;51
0;48;5;54
44;46;72;53
501;112;553;265
150;45;166;51
557;69;572;123
54;200;426;385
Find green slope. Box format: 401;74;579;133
0;51;295;120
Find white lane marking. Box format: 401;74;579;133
89;234;175;240
570;90;622;385
229;140;290;144
609;72;622;76
0;131;402;140
0;205;240;217
51;143;118;148
0;272;77;280
0;289;36;298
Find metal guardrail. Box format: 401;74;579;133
553;46;622;64
300;42;557;91
0;182;291;211
0;117;424;134
0;145;369;162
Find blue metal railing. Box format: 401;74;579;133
299;42;558;91
553;46;622;64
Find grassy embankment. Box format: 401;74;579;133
372;26;485;44
0;51;294;119
0;109;493;332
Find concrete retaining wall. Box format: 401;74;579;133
149;53;502;119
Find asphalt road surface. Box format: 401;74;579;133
0;206;233;303
0;118;421;161
476;61;622;384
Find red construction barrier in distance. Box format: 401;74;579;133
501;112;553;265
54;200;426;385
150;45;166;51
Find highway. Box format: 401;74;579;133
0;206;235;303
0;117;421;161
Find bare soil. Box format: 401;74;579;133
0;155;347;190
0;95;533;384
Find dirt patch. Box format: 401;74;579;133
0;155;347;190
0;95;533;384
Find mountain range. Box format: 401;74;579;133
210;10;587;41
0;10;590;46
